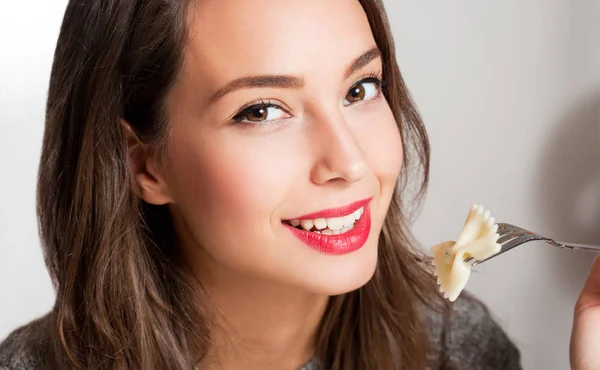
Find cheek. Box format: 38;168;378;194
346;102;402;233
352;103;403;187
165;127;304;250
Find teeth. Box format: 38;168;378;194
314;218;327;230
341;225;353;233
288;206;364;235
354;208;363;220
300;219;314;231
326;217;344;230
342;214;355;227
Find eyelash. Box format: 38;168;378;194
361;72;386;90
231;73;386;124
346;73;385;104
232;99;283;123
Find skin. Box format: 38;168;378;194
129;0;403;369
571;255;600;370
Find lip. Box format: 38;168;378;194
287;197;372;220
283;198;373;255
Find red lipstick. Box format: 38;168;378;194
283;197;372;255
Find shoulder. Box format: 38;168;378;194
424;293;522;370
0;314;52;370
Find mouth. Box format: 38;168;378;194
282;206;364;235
282;197;372;255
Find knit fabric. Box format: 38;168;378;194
0;296;521;369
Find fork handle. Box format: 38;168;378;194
549;240;600;253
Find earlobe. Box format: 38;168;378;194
121;121;173;206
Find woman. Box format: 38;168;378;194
0;0;521;369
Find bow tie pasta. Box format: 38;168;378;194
431;205;501;301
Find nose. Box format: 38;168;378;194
309;110;367;186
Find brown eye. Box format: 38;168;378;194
343;77;383;106
345;84;366;104
232;102;289;124
247;107;268;122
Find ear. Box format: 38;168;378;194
122;121;173;205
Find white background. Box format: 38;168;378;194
1;1;599;369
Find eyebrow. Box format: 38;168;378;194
344;46;381;79
208;46;382;104
209;75;304;104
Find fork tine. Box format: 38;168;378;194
497;223;516;230
498;223;525;233
500;234;546;251
497;232;523;244
498;223;536;235
471;225;547;265
497;224;527;244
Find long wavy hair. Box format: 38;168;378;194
37;0;445;369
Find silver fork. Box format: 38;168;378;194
468;223;600;266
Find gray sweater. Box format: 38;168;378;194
0;296;521;370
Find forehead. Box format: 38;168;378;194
185;0;376;83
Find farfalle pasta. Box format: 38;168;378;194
431;205;500;302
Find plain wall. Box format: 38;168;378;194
1;1;599;369
387;1;600;369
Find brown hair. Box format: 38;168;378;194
38;0;444;369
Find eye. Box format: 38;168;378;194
232;102;289;124
344;77;382;106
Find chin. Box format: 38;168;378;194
296;237;379;296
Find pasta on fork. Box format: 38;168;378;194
431;205;501;301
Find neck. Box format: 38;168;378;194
194;254;328;370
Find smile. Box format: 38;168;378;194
283;206;364;235
282;197;372;255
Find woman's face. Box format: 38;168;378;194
156;0;403;295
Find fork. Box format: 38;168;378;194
467;223;600;266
